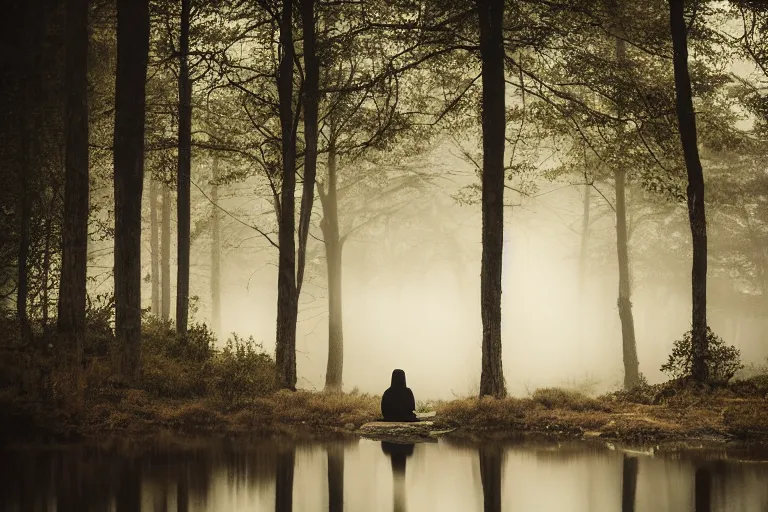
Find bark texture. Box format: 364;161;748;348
58;0;90;369
275;0;298;390
175;0;192;335
319;140;344;391
669;0;709;383
149;178;160;315
477;0;506;398
614;32;640;390
113;0;149;384
210;156;221;338
161;185;171;321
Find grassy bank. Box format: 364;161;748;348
2;379;768;445
2;317;767;444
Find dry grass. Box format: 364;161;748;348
2;382;767;444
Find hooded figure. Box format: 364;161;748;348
381;369;417;422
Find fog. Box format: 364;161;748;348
83;139;761;402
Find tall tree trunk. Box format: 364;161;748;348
327;444;344;512
175;0;192;336
210;156;221;338
669;0;709;383
614;34;640;390
16;0;39;347
477;0;506;398
113;0;149;384
149;177;160;316
41;213;52;330
275;0;298;390
578;184;591;293
161;185;171;321
615;169;639;389
320;138;343;392
17;149;32;345
621;455;638;512
296;0;319;298
479;445;502;512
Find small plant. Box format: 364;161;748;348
661;327;743;384
209;334;275;407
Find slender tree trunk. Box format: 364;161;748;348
320;139;344;392
479;445;502;512
578;184;591;293
615;169;639;389
17;155;32;345
296;0;320;299
16;0;43;347
275;0;298;390
614;34;640;390
669;0;709;383
327;444;344;512
161;185;171;321
210;156;221;338
113;0;149;384
149;178;160;316
175;0;192;335
41;213;52;329
621;455;638;512
477;0;506;398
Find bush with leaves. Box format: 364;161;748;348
140;319;216;398
208;334;275;408
661;327;743;384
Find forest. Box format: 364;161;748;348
2;0;768;443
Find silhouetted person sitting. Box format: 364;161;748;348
381;369;418;422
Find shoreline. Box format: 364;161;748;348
2;386;767;449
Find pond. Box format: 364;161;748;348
2;436;768;511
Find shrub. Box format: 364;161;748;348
142;318;215;363
660;327;743;384
530;387;609;411
140;320;216;399
84;293;115;358
208;334;275;407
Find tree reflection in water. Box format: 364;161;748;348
695;465;711;512
275;445;295;512
621;455;638;512
381;441;415;512
478;444;502;512
327;443;345;512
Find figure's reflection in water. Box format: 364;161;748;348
275;445;296;512
478;444;502;512
327;443;345;512
381;441;414;512
621;455;638;512
695;465;711;512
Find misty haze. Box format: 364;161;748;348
2;0;768;510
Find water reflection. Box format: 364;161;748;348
381;442;414;512
696;466;711;512
479;445;502;512
275;446;295;512
2;437;768;511
327;443;344;512
622;455;638;512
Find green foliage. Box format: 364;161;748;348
208;334;275;408
660;327;743;384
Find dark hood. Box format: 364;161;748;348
391;369;407;388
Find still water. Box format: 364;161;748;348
2;436;768;511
